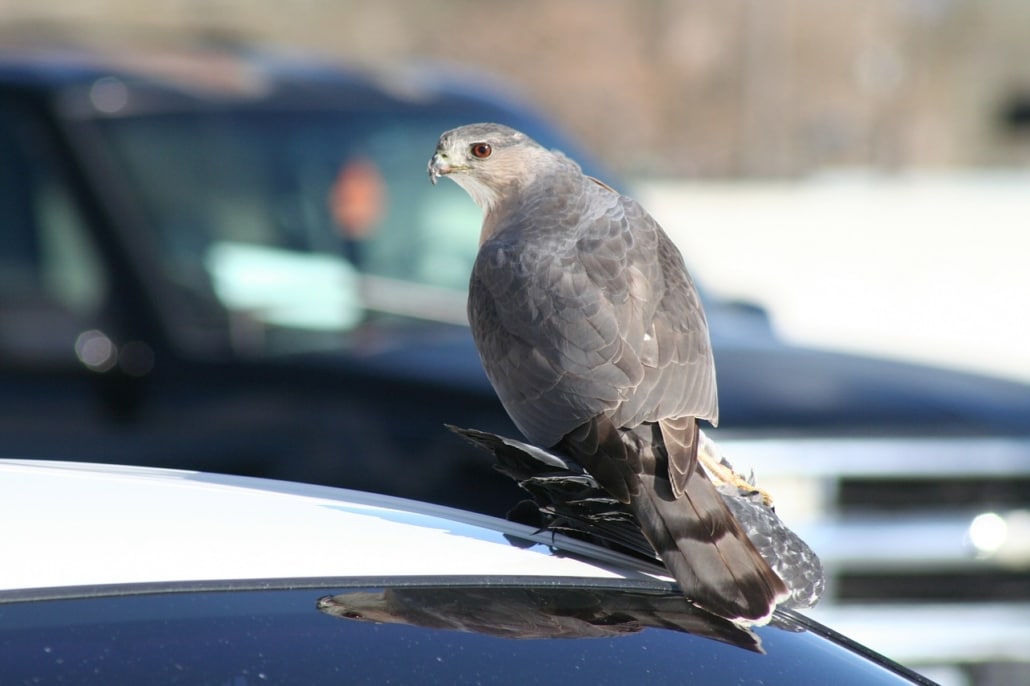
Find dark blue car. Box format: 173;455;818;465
2;42;1028;507
0;459;935;685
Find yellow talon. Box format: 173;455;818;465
697;431;776;507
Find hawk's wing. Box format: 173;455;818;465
468;177;717;450
448;424;825;611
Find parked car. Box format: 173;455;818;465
2;41;1030;681
3;41;1029;499
0;459;935;685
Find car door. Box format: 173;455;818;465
0;89;155;460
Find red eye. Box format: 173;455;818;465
470;143;492;159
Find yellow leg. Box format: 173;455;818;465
697;432;776;506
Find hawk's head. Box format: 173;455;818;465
428;123;547;211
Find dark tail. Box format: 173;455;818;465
632;452;788;623
448;424;822;615
560;418;788;624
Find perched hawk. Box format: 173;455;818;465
429;123;788;624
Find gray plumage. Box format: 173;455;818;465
429;123;788;624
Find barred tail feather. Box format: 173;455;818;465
561;417;788;625
447;424;822;614
632;459;788;624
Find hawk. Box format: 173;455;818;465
428;123;788;624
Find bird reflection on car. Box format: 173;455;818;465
318;585;764;653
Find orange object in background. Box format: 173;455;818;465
329;158;386;240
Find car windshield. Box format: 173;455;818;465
0;583;926;685
92;108;486;352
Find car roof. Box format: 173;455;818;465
0;42;537;121
0;460;937;685
0;41;607;178
0;42;406;92
0;459;669;594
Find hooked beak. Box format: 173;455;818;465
427;152;455;185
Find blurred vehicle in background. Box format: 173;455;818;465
1;41;1029;683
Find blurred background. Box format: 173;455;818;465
2;3;1029;685
3;0;1028;381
